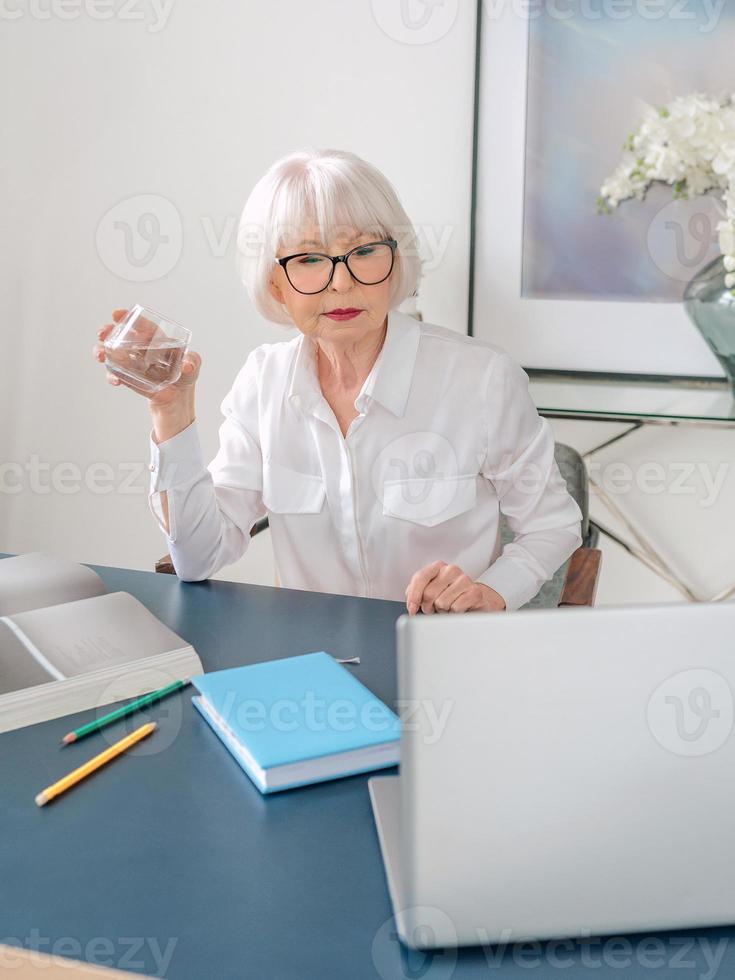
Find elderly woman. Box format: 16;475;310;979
93;148;582;614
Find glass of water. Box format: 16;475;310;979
103;304;192;394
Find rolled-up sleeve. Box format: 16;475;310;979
148;349;267;582
475;353;583;611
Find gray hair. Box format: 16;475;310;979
236;147;423;326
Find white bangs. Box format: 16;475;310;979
237;147;423;327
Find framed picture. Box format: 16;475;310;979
469;0;733;379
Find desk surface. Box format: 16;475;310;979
2;555;733;980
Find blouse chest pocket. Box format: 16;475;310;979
262;458;326;514
382;473;477;528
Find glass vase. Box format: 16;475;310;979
683;256;735;392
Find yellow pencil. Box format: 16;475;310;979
35;721;157;807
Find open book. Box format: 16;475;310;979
0;552;203;734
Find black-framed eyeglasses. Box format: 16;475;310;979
274;238;398;295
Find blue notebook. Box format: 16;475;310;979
190;652;401;793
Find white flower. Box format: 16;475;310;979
686;169;720;196
719;221;735;256
725;273;735;289
713;146;735;175
600;92;735;269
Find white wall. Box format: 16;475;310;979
1;1;477;583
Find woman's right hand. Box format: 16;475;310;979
92;308;202;413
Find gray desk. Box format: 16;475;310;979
1;555;732;979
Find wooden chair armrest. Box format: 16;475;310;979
154;516;270;574
558;547;602;607
154;554;176;575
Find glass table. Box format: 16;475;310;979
527;371;735;602
528;370;735;426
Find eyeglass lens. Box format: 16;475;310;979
285;243;393;293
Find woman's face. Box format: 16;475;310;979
268;225;393;346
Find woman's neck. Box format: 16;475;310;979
315;318;387;394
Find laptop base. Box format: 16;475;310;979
368;775;413;944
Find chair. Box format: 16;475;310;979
155;443;602;608
512;442;602;610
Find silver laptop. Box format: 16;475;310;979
369;601;735;949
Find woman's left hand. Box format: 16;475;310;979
405;560;507;615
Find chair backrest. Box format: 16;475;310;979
499;442;592;610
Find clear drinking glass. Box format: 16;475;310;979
103;304;192;394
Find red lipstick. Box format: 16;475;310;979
324;309;362;321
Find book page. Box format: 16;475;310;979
0;552;106;617
7;591;192;678
0;943;156;977
0;621;56;695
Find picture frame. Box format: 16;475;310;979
467;0;728;382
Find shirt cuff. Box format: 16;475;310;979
148;420;206;493
475;557;543;613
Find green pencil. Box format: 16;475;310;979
61;679;191;745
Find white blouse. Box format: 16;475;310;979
148;309;583;611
